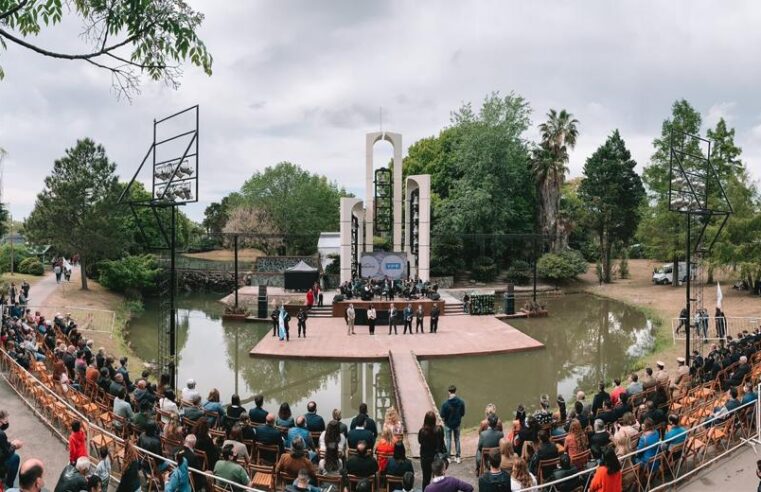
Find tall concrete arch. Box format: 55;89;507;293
365;132;402;252
405;175;431;281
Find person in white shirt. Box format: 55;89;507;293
181;378;200;404
159;388;180;424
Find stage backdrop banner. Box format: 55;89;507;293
360;252;407;280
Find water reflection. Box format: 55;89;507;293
426;294;655;428
129;294;395;423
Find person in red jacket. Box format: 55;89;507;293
68;420;87;464
305;288;314;309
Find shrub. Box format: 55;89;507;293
506;259;531;285
98;254;160;295
0;244;32;273
619;253;630;279
537;250;588;282
17;257;44;276
325;254;340;275
471;256;497;282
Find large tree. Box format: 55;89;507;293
234;162;348;255
25;138;127;289
638;100;702;285
0;0;212;99
532;109;579;252
403;92;536;274
579;130;645;283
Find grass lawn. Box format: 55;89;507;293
0;272;45;286
182;248;265;262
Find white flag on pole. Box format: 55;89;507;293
717;282;723;310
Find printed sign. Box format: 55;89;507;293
360;252;408;280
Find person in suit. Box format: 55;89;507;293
415;306;425;333
367;304;377;335
347;414;375;449
477;415;504;474
430;304;440;333
270;308;279;337
350;403;378;437
304;401;325;433
180;434;204;491
296;308;308;338
254;414;284;464
347;304;356;335
248;394;268;424
403;304;413;334
388;304;399;335
345;441;379;478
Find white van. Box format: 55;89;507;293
652;262;696;285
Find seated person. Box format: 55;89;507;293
345;441;379;478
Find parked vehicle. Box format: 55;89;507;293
652;262;697;284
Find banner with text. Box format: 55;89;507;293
360;252;408;280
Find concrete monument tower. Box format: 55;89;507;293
339;131;431;283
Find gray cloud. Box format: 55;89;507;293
1;0;760;223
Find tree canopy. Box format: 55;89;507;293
403;92;536;274
25;138;126;289
579;130;644;282
0;0;212;99
229;162;348;255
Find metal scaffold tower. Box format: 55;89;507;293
119;106;200;389
668;130;732;363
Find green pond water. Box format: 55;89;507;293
128;293;655;428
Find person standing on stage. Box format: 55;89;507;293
347;304;356;335
430;304;440;333
278;304;291;341
415;305;425;333
403;304;413;334
389;304;398;335
306;288;315;310
271;308;279;337
367;304;377;335
297;307;308;338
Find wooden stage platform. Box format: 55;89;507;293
248;314;544;360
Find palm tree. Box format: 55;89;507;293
532;109;579;252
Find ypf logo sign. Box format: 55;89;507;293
381;254;405;279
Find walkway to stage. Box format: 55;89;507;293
249;313;543;455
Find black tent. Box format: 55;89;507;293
284;260;319;291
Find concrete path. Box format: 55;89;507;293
27;266;78;307
389;350;437;457
0;377;69;487
680;443;760;491
0;267;74;487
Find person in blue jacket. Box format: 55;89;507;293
440;385;466;463
164;453;191;492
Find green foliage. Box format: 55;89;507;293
532;109;580;252
202;197;232;236
325;254;340;275
537;250;587;281
372;236;391;252
0;244;32;273
97;254;160;296
471;256;497;282
24;138;127;289
578;130;644;282
186;235;219;253
232;162;349;255
0;0;212;96
405;92;536;274
17;257;43;275
619;252;630;279
506;260;531;285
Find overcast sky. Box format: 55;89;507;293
1;0;760;222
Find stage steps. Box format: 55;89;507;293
308;306;332;318
444;302;467;316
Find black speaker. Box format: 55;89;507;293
257;285;268;319
430;292;441;301
505;283;515;315
334;294;345;302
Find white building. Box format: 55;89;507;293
317;232;340;270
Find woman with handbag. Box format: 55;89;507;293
418;410;447;489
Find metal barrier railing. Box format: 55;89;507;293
516;386;761;491
672;316;760;344
18;305;117;336
0;348;267;492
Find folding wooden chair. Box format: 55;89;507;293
276;470;297;492
537;457;560;484
256;444;281;466
347;474;376;492
385;475;403;492
570;449;591;471
317;473;344;492
248;463;275;492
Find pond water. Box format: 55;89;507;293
129;293;655;429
